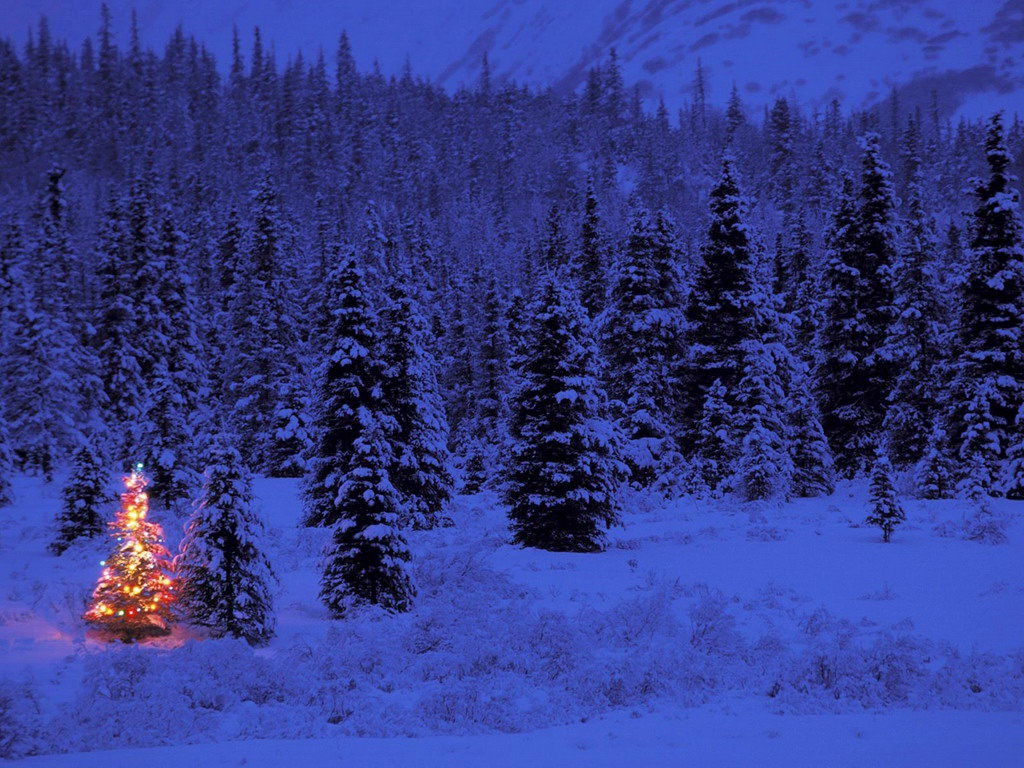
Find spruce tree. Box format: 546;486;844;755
0;411;13;508
788;373;835;497
734;338;794;502
320;410;414;616
690;379;735;495
5;291;78;480
1003;405;1024;499
380;272;454;529
144;210;205;512
577;180;606;318
176;439;276;645
50;438;109;555
866;450;905;543
94;190;145;454
466;273;509;489
883;165;945;465
266;380;313;478
955;376;1003;500
815;137;900;476
303;253;388;527
683;154;758;435
915;419;955;499
949;114;1024;475
503;274;623;552
600;207;676;485
231;176;301;471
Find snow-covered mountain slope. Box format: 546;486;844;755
3;2;1022;115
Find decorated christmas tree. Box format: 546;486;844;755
83;464;176;640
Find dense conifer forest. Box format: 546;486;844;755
1;6;1023;613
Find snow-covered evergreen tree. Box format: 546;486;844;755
883;163;946;465
503;273;624;552
320;409;414;616
466;273;510;488
683;154;758;437
915;420;955;500
94;188;146;459
0;411;13;508
303;252;389;528
5;290;78;480
788;373;835;497
176;439;276;645
1002;405;1024;499
690;379;736;495
955;376;1003;500
50;438;109;555
600;207;677;486
144;209;206;513
948;114;1024;477
230;176;301;472
815;135;901;476
266;380;313;478
866;450;905;543
380;270;454;529
577;180;606;319
734;337;794;502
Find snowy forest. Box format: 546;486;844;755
0;6;1023;765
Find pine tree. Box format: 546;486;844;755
320;410;414;616
767;97;797;212
0;412;13;508
577;180;606;318
84;466;175;640
883;164;945;465
94;190;145;456
915;420;955;499
788;374;835;497
503;274;624;552
5;291;78;480
866;450;905;543
955;376;1003;500
774;211;816;354
303;253;389;527
949;114;1024;471
380;272;454;529
734;338;794;502
0;220;26;353
144;210;205;512
1002;405;1024;499
683;154;758;436
600;207;676;485
50;438;109;555
467;273;509;488
725;82;745;140
266;380;313;478
176;439;276;645
231;176;301;471
815;136;900;476
690;379;735;495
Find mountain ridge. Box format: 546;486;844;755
3;1;1021;117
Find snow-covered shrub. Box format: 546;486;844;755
689;588;745;658
0;677;39;759
933;504;1010;545
962;506;1010;545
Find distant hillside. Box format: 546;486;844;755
3;0;1022;117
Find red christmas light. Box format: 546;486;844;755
84;464;176;640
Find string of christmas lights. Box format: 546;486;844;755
84;463;176;640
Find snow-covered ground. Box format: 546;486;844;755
1;473;1022;765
